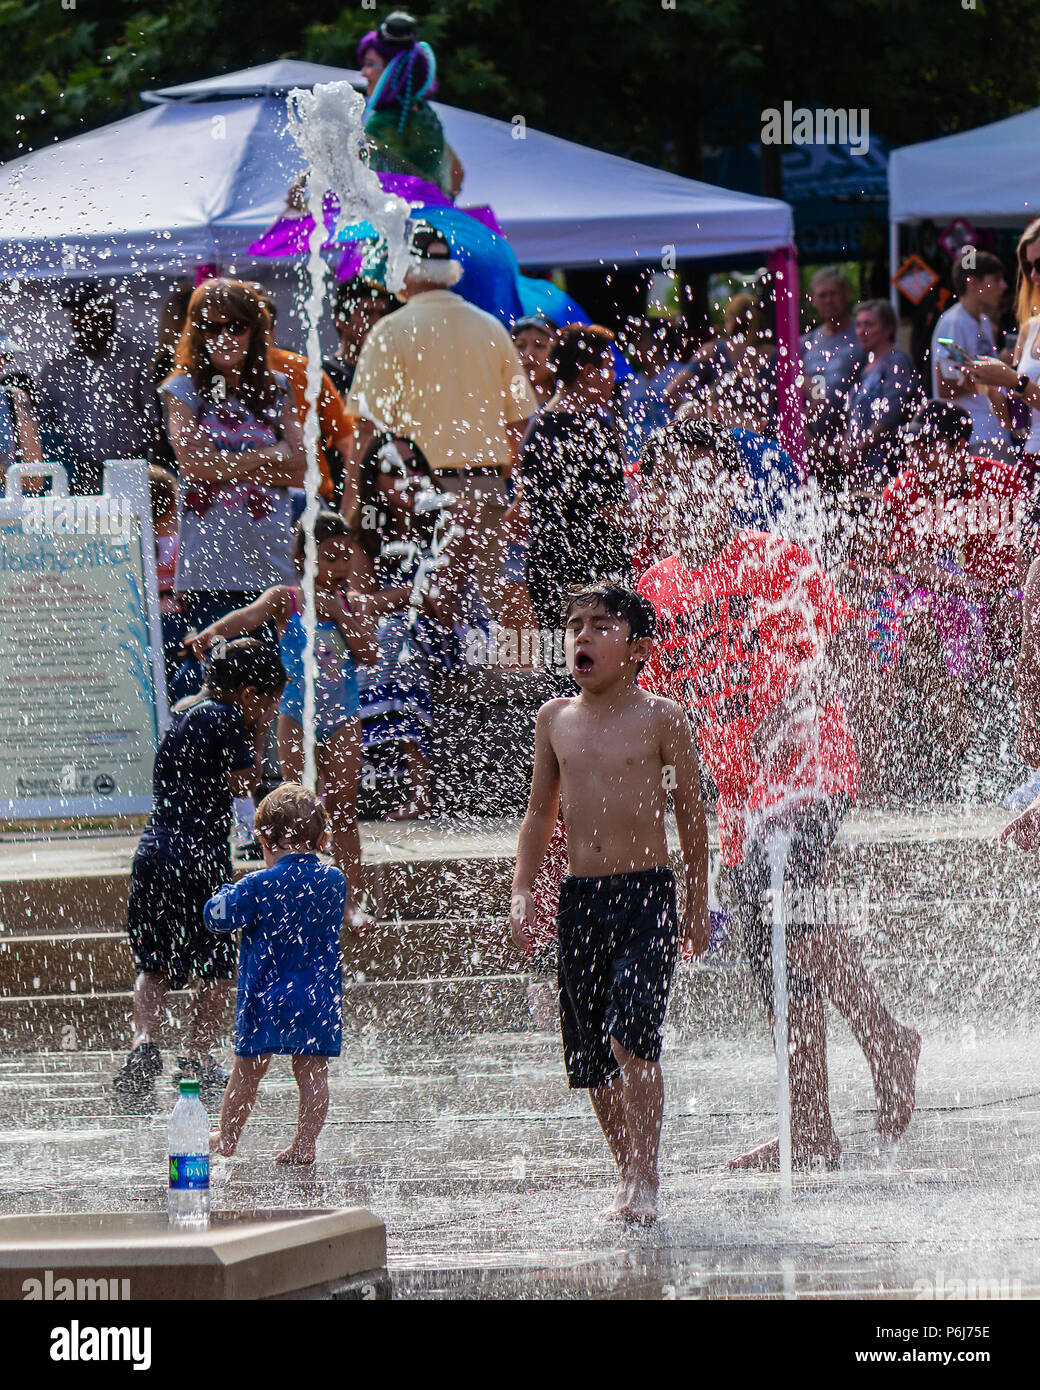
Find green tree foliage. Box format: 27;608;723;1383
3;0;1039;193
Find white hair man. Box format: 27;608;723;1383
346;224;537;607
801;267;865;479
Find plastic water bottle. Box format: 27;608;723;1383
168;1079;210;1229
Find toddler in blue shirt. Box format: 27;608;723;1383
205;783;346;1164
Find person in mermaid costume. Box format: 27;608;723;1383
357;11;464;197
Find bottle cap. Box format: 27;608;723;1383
178;1079;201;1095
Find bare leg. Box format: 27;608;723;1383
276;1056;329;1164
610;1038;664;1225
320;722;364;896
589;1074;632;1217
468;494;507;617
792;925;921;1140
727;993;842;1171
385;739;431;820
131;971;170;1048
277;714;304;784
319;722;373;930
212;1055;270;1155
186;979;231;1061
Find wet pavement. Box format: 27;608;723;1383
2;1002;1039;1299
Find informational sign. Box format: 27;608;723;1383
0;462;167;819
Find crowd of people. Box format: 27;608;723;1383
6;219;1040;828
7;187;1040;1141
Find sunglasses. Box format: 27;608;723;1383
378;455;422;475
198;318;250;337
1026;257;1040;277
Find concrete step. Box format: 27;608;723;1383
0;857;516;937
0;932;1037;1054
0;918;517;997
2;887;1038;1005
0;974;535;1053
2;834;1035;939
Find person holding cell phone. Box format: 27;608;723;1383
963;220;1040;570
930;251;1011;460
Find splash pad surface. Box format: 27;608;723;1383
1;1027;1038;1300
2;808;1038;1299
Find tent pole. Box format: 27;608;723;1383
889;220;900;313
767;244;805;475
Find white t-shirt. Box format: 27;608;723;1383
1016;317;1040;454
930;302;1005;447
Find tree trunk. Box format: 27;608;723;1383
759;137;784;200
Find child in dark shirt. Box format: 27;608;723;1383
113;639;286;1097
206;784;346;1164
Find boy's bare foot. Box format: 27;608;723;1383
617;1175;659;1226
275;1139;316;1165
726;1133;842;1172
210;1127;236;1157
873;1025;921;1142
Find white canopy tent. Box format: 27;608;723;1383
0;59;793;277
0;60;804;457
887;107;1040;304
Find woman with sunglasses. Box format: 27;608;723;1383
160;279;306;676
348;433;477;819
964;220;1040;570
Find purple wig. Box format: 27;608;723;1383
358;27;437;113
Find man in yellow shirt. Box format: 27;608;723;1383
346;226;538;608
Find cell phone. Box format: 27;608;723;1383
936;337;972;366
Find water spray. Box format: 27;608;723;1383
286;80;412;789
767;826;794;1202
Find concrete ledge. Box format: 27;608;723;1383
0;1208;387;1301
0;917;519;996
0;974;535;1051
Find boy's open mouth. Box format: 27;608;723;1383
574;651;595;673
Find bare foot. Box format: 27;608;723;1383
210;1127;236;1157
726;1134;842;1172
275;1139;316;1165
617;1175;659;1226
598;1175;633;1222
873;1025;921;1142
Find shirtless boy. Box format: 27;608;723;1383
510;583;710;1224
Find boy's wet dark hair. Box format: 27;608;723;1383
563;583;657;644
292;510;354;570
207;638;286;697
904;399;973;447
550;323;615;387
255;782;327;851
642;415;740;478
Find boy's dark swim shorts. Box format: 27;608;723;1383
556;866;679;1089
127;832;237;991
